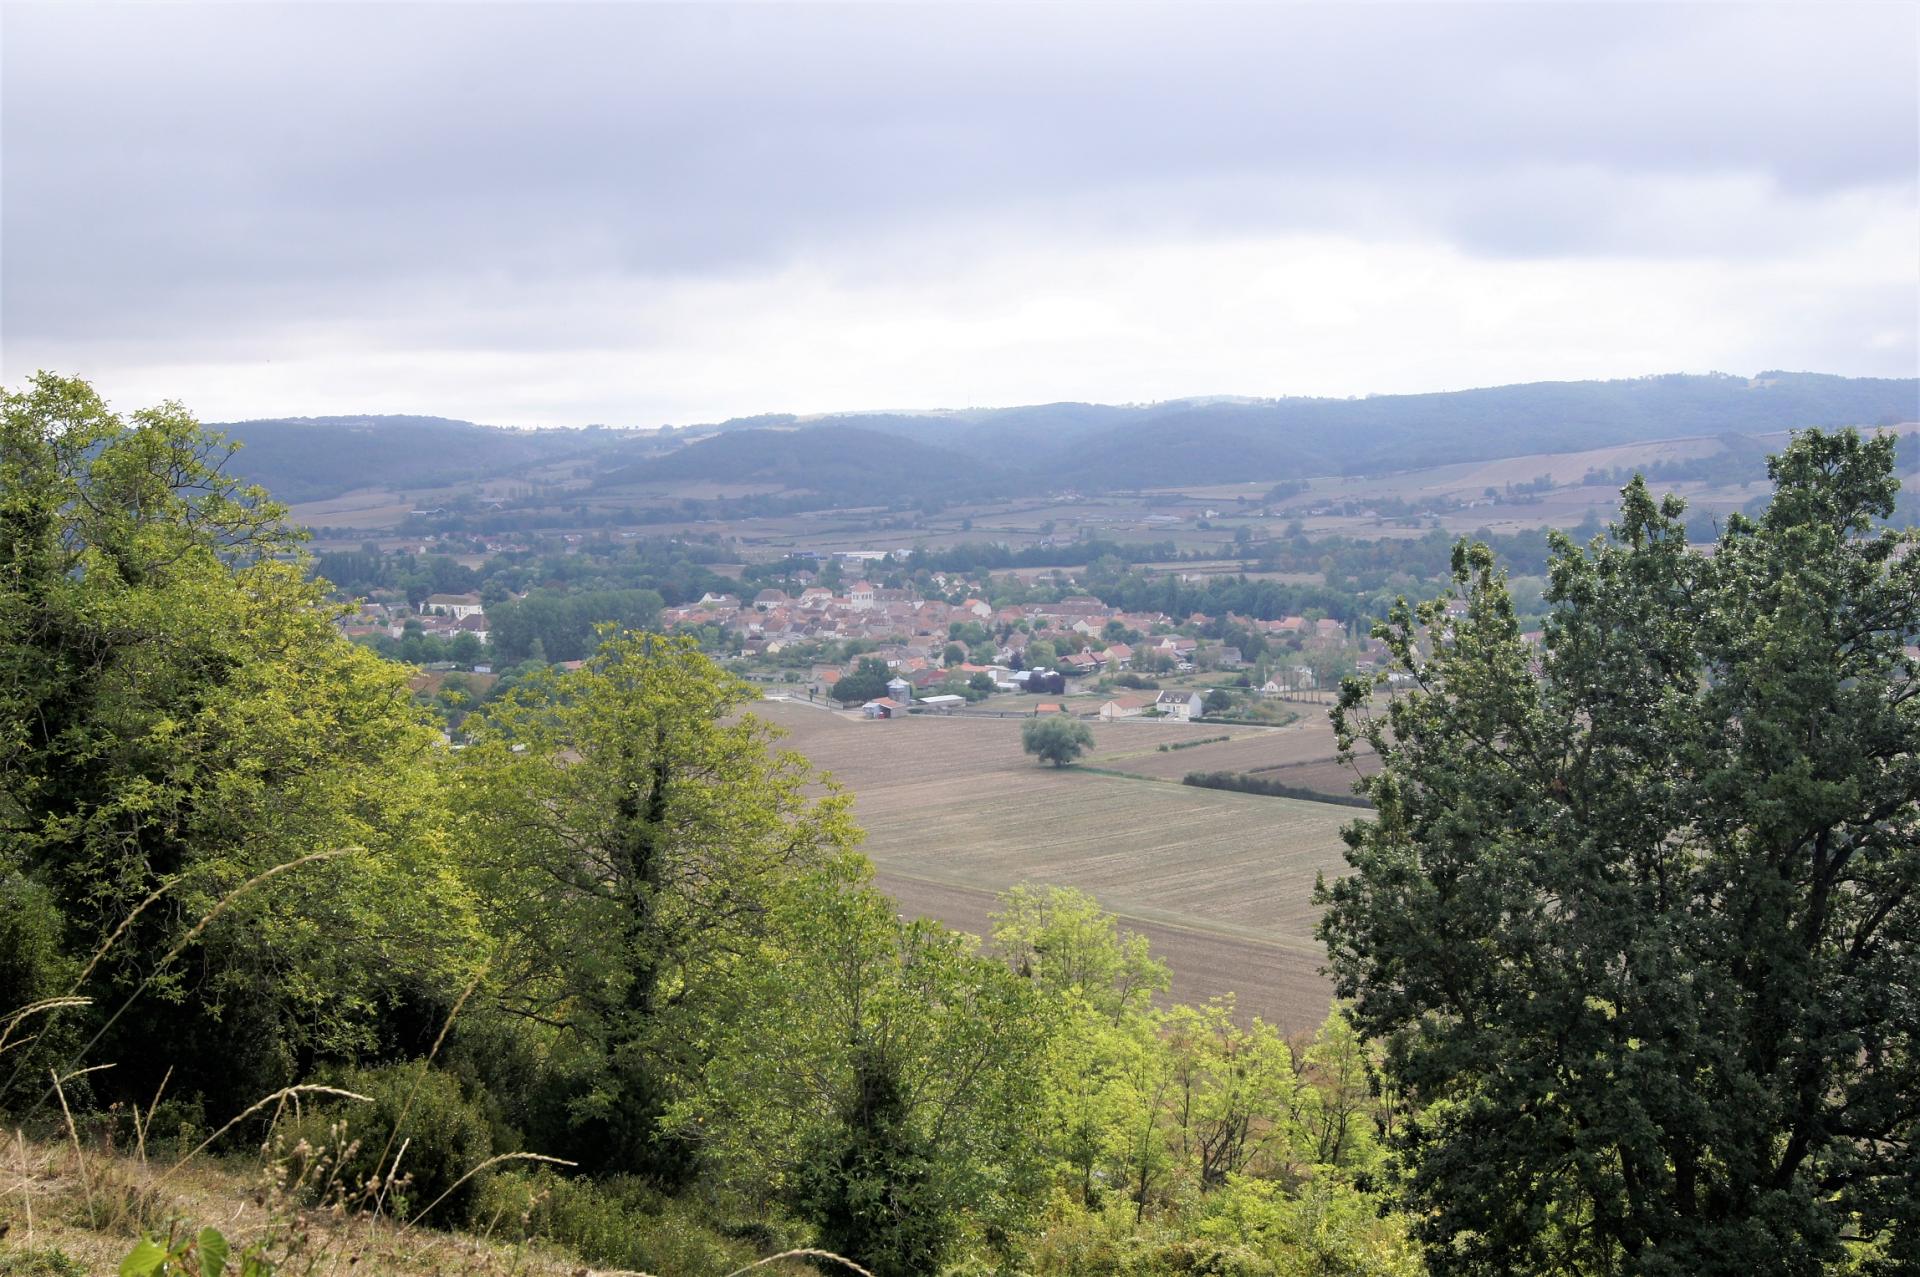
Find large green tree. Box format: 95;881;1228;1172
0;373;472;1111
670;865;1056;1276
1319;429;1920;1276
454;631;861;1174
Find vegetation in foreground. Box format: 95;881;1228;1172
1;374;1409;1274
2;374;1914;1276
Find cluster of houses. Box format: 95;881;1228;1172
657;577;1397;720
329;571;1428;723
336;592;493;648
659;580;1366;671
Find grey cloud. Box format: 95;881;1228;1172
2;2;1914;387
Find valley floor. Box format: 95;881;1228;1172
754;701;1361;1028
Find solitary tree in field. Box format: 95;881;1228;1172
1023;716;1094;767
1318;429;1920;1277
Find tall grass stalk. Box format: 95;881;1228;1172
49;1066;97;1225
133;1065;173;1174
155;1084;372;1190
403;1152;577;1228
0;996;91;1059
723;1251;875;1277
9;1127;31;1246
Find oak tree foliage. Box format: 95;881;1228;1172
1320;429;1920;1276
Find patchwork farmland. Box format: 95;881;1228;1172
752;700;1362;1030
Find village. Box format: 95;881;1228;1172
327;560;1436;718
651;561;1428;721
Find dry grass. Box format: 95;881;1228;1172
0;1129;592;1276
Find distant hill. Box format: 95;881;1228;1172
595;424;1015;503
211;415;644;504
775;372;1920;488
216;372;1917;508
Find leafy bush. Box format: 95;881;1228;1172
1158;735;1229;752
0;873;78;1079
0;1247;87;1277
285;1063;493;1224
477;1169;767;1277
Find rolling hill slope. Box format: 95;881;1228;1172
593;424;1018;504
211;415;645;503
216;372;1918;509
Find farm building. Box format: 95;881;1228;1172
862;697;907;719
1097;694;1157;720
918;694;967;713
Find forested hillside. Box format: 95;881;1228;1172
208;414;647;503
213;373;1919;512
594;423;1015;504
820;371;1920;486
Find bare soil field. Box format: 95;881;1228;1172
289;487;419;529
753;701;1355;1025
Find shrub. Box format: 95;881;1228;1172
0;873;79;1083
477;1169;767;1277
1181;771;1371;808
0;1247;87;1277
284;1063;493;1224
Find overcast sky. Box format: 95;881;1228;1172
3;3;1916;427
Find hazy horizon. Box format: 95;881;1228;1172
197;367;1916;435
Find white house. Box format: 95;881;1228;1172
423;593;485;621
1155;690;1206;721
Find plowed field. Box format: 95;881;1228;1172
754;700;1360;1027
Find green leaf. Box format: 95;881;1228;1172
197;1226;230;1277
118;1237;168;1277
